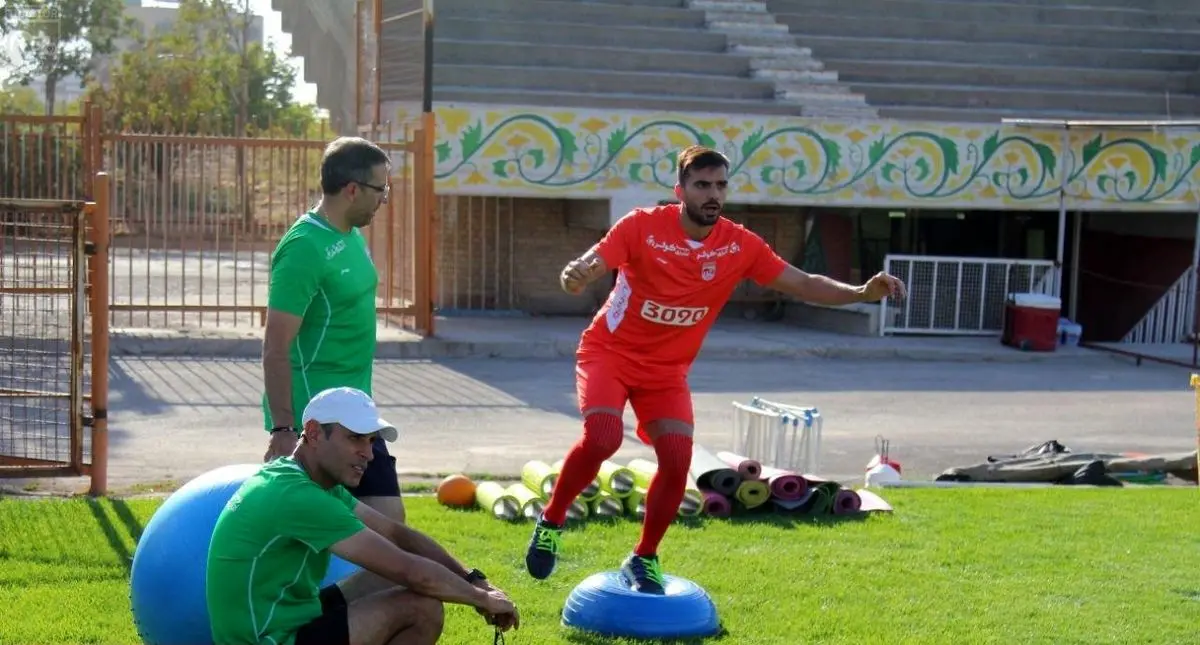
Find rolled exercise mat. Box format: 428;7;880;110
690;444;742;497
680;475;703;517
589;490;625;518
700;489;732;518
734;478;771;510
627;458;659;490
717;451;762;480
554;458;602;502
504;482;546;520
598;460;637;498
759;465;809;501
832;488;862;515
565;497;590;522
799;481;842;515
522;460;557;498
627;459;702;516
624;486;647;520
772;489;814;513
475;481;520;520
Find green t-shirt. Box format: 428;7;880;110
263;211;379;430
206;458;365;645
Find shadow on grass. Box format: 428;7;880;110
563;625;730;645
85;498;146;573
667;509;879;531
444;504;885;531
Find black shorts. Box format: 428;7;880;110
346;437;400;498
295;585;350;645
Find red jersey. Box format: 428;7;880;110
578;203;789;369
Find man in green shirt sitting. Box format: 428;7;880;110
208;387;519;645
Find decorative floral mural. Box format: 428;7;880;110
421;103;1200;212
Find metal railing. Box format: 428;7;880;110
1;106;437;335
882;254;1060;335
1122;268;1197;344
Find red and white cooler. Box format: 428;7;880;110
1001;293;1062;352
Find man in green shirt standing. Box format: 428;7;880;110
208;386;519;645
261;136;409;537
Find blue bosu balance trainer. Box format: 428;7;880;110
562;571;721;639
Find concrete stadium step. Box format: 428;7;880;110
430;0;708;29
931;0;1198;9
431;40;752;78
844;81;1200;116
767;0;1200;29
778;13;1200;51
411;18;730;53
873;104;1198;123
793;35;1200;71
826;59;1196;94
571;0;690;6
424;87;805;117
689;0;770;11
421;64;779;101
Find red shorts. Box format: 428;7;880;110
575;353;694;445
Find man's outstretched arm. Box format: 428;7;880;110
764;264;906;306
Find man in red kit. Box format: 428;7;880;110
524;145;906;594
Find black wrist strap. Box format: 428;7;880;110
270;425;298;434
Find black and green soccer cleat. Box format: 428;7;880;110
524;515;564;580
620;553;666;595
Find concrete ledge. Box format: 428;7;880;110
429;64;777;100
415;87;804;116
767;0;1200;29
783;301;878;336
431;18;731;52
792;34;1200;70
777;13;1200;50
825;59;1194;94
840;80;1200;115
107;325;1117;365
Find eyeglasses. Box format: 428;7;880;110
356;180;390;197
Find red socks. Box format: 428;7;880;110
542;413;624;525
635;433;693;557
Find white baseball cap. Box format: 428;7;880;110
301;387;399;442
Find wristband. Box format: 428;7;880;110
270;425;299;435
465;568;487;583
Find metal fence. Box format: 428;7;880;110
0;174;111;494
0;106;437;335
881;254;1060;335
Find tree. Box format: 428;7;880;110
83;0;320;228
6;0;127;115
87;0;316;134
0;84;45;114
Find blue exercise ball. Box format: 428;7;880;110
129;463;362;645
561;571;721;639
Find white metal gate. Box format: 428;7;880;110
881;254;1060;336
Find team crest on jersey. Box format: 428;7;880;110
701;261;717;281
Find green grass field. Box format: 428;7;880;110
1;487;1196;645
